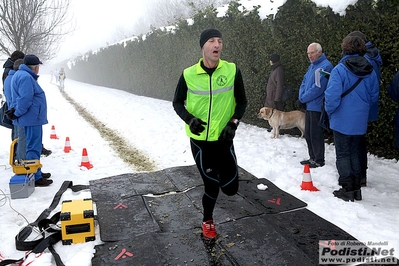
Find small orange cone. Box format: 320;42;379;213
301;164;319;191
80;148;93;169
63;137;72;153
50;125;59;139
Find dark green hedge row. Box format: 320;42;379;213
63;0;399;158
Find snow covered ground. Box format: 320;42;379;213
0;75;398;265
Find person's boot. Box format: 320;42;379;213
333;177;354;202
41;145;52;157
353;175;362;201
333;188;354;202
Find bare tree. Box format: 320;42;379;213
0;0;74;61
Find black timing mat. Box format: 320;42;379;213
89;165;365;265
91;230;209;265
91;219;315;266
262;208;358;263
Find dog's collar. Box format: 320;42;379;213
269;108;275;119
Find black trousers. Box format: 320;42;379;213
305;110;325;163
190;138;239;222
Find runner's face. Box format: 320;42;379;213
202;37;223;67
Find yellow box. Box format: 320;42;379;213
9;138;42;175
60;199;95;245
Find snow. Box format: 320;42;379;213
217;0;360;19
0;75;398;265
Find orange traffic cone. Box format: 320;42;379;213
301;164;319;191
50;125;59;139
80;148;93;169
63;137;72;153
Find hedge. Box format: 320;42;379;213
59;0;399;159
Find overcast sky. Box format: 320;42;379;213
53;0;358;64
54;0;148;63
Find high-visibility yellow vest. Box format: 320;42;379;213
184;59;236;141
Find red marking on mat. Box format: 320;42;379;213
267;198;281;205
319;240;337;251
114;203;128;209
114;248;134;260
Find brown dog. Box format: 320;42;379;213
258;107;305;138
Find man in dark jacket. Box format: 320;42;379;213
2;51;25;84
264;54;284;111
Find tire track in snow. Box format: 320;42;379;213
61;91;156;172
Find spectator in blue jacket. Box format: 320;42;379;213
325;36;379;202
3;51;52;157
4;59;26;160
8;54;53;187
388;71;399;149
298;43;333;168
2;51;25;141
347;31;382;187
3;60;24;110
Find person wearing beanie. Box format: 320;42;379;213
299;43;333;169
173;28;247;240
1;51;25;144
264;53;284;111
346;31;382;187
270;54;280;64
8;54;53;187
199;28;222;49
2;50;25;84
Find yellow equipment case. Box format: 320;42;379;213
9;138;40;199
60;198;95;245
9;138;42;175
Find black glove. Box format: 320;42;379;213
219;121;237;141
188;117;207;136
5;108;19;120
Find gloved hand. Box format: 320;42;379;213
188;117;207;136
219;121;237;141
5;108;19;120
